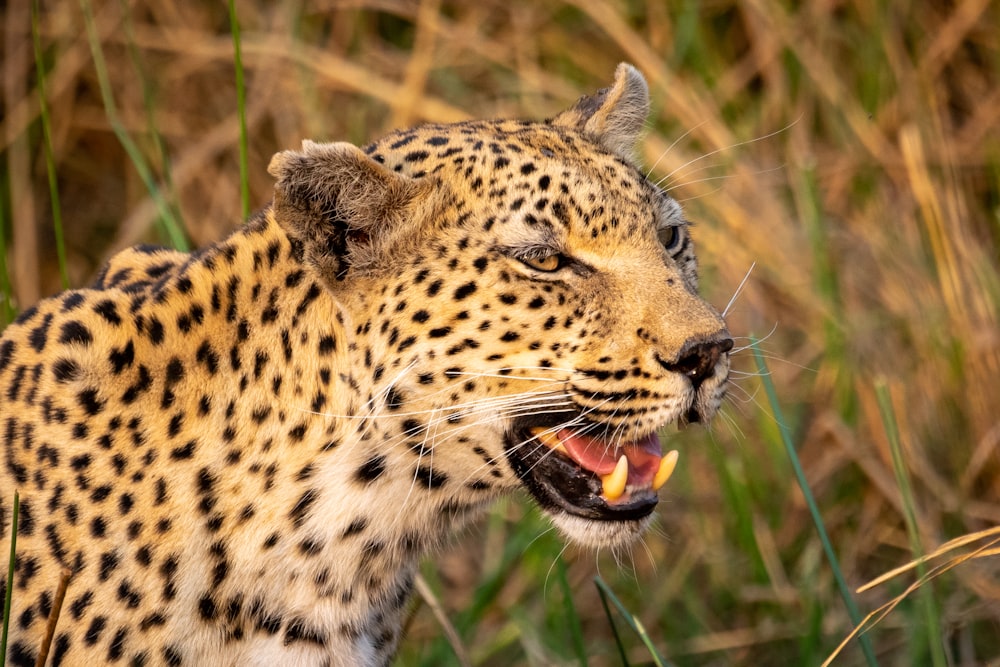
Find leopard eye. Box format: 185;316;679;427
658;225;681;251
521;254;563;272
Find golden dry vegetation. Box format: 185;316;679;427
3;0;999;665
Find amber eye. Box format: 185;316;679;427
658;225;681;251
521;254;562;272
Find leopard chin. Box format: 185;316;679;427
549;513;656;550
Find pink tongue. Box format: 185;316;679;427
557;429;663;485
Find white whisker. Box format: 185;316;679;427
654;119;799;189
644;120;707;179
723;262;755;318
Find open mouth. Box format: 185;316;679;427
505;415;678;522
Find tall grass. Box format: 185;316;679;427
3;1;998;665
753;342;877;667
874;380;946;667
30;0;69;289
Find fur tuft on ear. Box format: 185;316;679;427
268;141;430;283
549;63;650;163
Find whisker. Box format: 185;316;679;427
671;185;724;204
448;365;577;377
723;262;756;318
660;167;735;193
294;387;572;422
543;542;573;600
717;402;749;442
644;120;707;179
654;119;799;189
374;396;578;460
664;163;787;195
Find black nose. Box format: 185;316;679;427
658;335;733;389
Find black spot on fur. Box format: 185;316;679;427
52;634;70;665
163;646;183;666
140;612;167;631
58;321;92;346
341;517;369;539
284;619;328;647
196;340;219;375
106;626;128;661
0;340;14;372
414;466;448;489
76;388;104;415
60;293;85;311
147;317;165;345
289;488;318;527
170;440;196;460
70;590;94;620
99;551;120;582
453;281;477;300
121;366;153;404
355;455;387;482
318;335;336;355
385;387;405;410
84;615;107;645
93;300;122;325
28;313;53;352
199;594;217;620
109;340;135;373
52;358;80;383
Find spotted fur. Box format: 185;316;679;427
0;64;730;666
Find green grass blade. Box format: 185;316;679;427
594;576;671;667
555;556;587;666
0;189;16;328
118;0;184;230
31;0;69;290
229;0;250;219
874;379;947;667
751;339;879;667
594;577;630;667
79;0;188;251
1;491;20;666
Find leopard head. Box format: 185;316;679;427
268;64;731;549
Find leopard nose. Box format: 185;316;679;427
658;334;733;389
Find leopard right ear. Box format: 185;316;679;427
549;63;650;164
268;140;431;284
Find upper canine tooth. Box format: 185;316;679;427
530;427;566;453
652;450;679;491
601;454;629;501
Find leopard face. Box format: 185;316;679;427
0;63;730;665
270;63;731;548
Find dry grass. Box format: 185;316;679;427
3;0;999;664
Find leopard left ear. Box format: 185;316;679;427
549;63;650;163
268;140;432;284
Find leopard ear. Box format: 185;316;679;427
549;62;650;163
268;140;430;283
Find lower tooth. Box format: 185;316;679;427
601;455;629;500
652;450;679;491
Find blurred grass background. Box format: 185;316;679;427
2;0;999;665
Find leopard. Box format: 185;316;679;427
0;63;731;666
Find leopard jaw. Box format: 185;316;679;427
529;426;680;502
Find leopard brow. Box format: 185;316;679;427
496;240;561;260
656;193;686;228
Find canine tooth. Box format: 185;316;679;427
601;455;629;501
530;427;567;453
652;450;679;491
